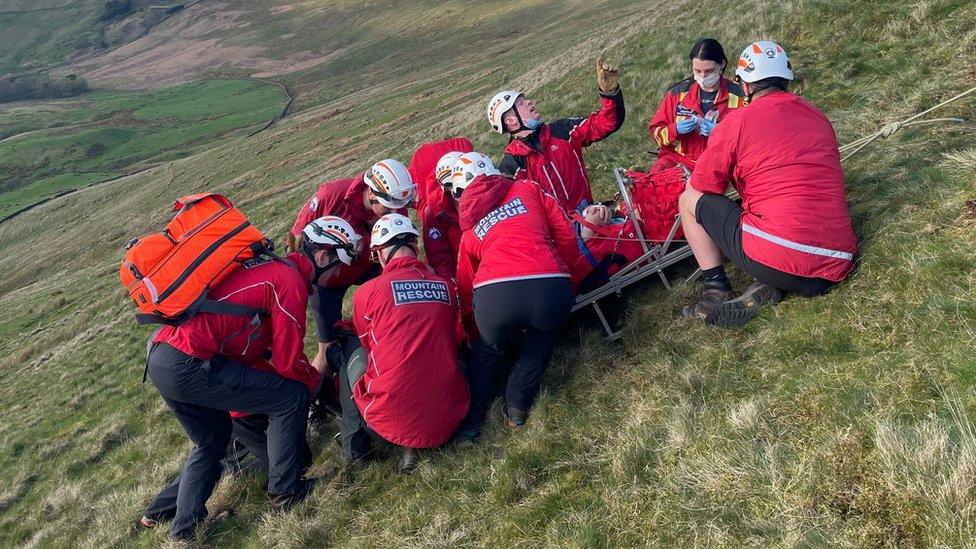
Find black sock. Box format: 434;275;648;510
702;265;731;290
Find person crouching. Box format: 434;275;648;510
340;214;469;474
452;152;587;441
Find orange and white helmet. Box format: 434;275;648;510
450;152;499;200
435;151;464;189
735;40;793;83
364;159;416;209
301;215;362;265
486;90;521;134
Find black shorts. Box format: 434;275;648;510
695;194;835;297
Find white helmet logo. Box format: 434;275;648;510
765;48;776;58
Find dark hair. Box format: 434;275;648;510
745;77;790;95
689;38;727;66
666;38;728;90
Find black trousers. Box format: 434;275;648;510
337;339;378;459
695;194;836;297
142;415;312;525
147;343;310;539
311;264;380;342
457;277;574;437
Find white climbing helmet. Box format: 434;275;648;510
735;40;793;83
450;152;499;200
364;159;416;209
486;90;521;134
435;151;464;190
301;215;363;265
370;213;420;248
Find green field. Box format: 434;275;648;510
0;0;974;546
0;79;288;218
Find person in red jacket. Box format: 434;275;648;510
451;152;587;440
339;214;469;473
488;56;625;214
145;215;364;540
419;150;469;281
679;40;857;326
408;138;474;280
648;38;746;174
407;136;474;219
286;160;416;375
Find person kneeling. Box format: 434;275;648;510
678;40;857;326
340;214;469;474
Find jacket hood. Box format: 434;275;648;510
458;174;515;230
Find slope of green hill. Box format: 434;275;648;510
0;79;289;219
0;0;974;546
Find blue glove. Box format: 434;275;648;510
699;118;717;137
676;117;697;135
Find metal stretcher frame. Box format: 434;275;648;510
571;168;696;340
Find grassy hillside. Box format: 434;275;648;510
0;79;288;219
0;0;974;546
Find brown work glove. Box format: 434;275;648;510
596;55;620;94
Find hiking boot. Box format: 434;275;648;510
707;282;783;327
397;447;420;474
504;407;528;429
137;516;158;529
269;477;317;513
681;281;735;320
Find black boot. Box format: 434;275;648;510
682;281;735;320
707;282;782;327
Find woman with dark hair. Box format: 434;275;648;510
647;38;747;173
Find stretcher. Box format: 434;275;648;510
572;168;698;340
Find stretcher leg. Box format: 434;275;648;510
592;302;622;341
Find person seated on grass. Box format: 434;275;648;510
678;40;857;326
285;160;416;383
452;152;587;440
648;38;746;174
143;215;364;540
486;56;624;214
339;214;469;474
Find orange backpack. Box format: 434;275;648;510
120;193;274;325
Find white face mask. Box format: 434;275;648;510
695;72;721;89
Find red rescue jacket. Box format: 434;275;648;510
690;91;857;281
456;175;587;321
421;194;462;281
290;175;401;287
407;137;473;216
648;78;745;173
153;253;321;394
406;137;473;280
499;89;624;213
351;256;469;448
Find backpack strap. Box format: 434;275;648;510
135;299;267;326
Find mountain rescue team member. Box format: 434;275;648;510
340;214;469;473
452;153;587;440
648;38;746;174
407;136;474;220
420;150;468;281
286;160;416;374
488;56;625;214
145;215;364;540
679;40;857;326
140;414;312;530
